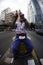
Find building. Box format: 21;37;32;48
5;11;17;25
1;8;11;21
30;0;43;33
32;0;43;24
27;1;36;23
37;0;43;22
27;0;43;24
0;20;3;25
5;12;15;24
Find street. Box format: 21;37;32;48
0;0;43;65
0;31;43;65
0;31;15;58
28;31;43;58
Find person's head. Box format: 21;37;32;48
20;14;24;18
20;14;24;22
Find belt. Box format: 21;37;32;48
17;33;26;36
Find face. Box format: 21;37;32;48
19;14;24;22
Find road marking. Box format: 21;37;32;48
1;48;10;61
28;58;43;65
4;57;12;64
1;48;14;64
12;36;15;41
28;59;35;65
32;49;38;61
11;58;14;63
4;57;14;64
32;49;43;65
27;36;32;40
0;54;1;58
1;47;43;65
40;58;43;65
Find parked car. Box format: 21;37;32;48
35;29;43;34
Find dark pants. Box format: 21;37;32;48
11;34;34;58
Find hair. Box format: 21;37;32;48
13;11;18;28
20;14;24;22
24;18;29;29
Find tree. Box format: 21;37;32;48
30;22;35;30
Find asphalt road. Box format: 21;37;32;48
0;31;43;59
0;31;15;58
28;31;43;58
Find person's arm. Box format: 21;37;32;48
14;23;17;29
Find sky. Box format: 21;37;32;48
0;0;30;18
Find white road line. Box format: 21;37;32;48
28;59;35;65
27;36;32;40
12;36;15;41
0;54;1;57
40;58;43;65
1;48;10;61
10;58;14;63
28;58;43;65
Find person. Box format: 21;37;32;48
11;11;34;59
12;10;18;28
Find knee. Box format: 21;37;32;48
27;46;34;54
11;45;17;51
11;46;17;54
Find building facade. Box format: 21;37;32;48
5;12;15;24
37;0;43;22
32;0;43;24
1;8;11;21
27;1;36;23
5;11;16;24
27;0;43;24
